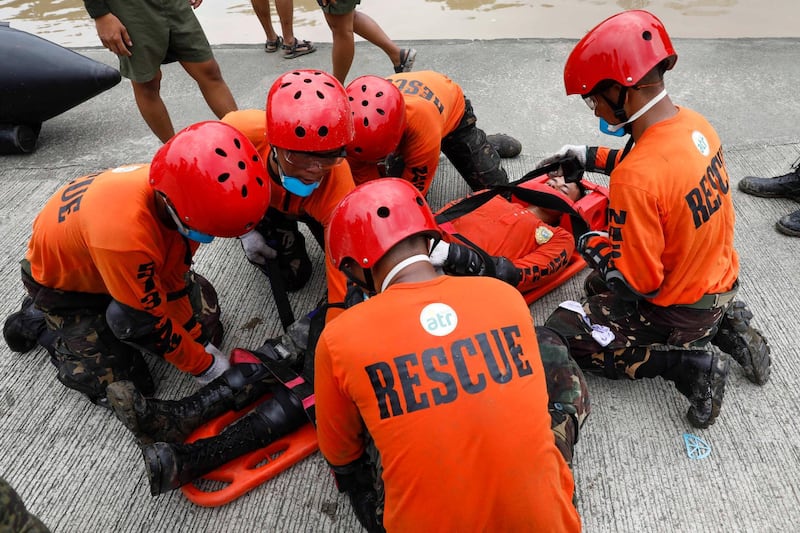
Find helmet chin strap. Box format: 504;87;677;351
380;254;432;293
605;88;668;134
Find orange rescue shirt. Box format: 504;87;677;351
222;110;356;318
25;166;211;374
600;106;739;306
349;71;466;196
437;196;575;293
315;275;580;532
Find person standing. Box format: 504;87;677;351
317;0;416;84
250;0;315;58
83;0;238;143
738;158;800;236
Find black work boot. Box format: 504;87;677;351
738;162;800;201
673;348;730;429
142;386;306;496
776;208;800;237
487;133;522;158
107;362;274;445
711;300;771;385
3;297;46;353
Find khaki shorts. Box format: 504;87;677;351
319;0;361;16
108;0;213;82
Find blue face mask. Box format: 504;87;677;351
599;118;627;137
280;174;320;197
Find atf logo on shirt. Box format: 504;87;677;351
420;303;457;336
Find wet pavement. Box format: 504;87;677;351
1;36;800;532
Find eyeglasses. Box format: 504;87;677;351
162;195;214;243
282;148;346;171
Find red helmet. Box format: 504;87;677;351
266;69;354;152
328;178;441;270
345;76;406;162
564;10;677;95
149;121;270;238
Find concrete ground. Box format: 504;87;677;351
1;38;799;532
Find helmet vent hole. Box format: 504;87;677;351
316;90;325;99
377;108;385;116
354;147;362;154
319;126;329;137
256;177;264;186
238;161;246;170
348;96;354;102
241;185;248;197
642;30;652;41
324;81;335;88
252;155;259;162
218;172;230;183
215;148;227;157
377;206;390;218
362;118;369;127
416;197;424;206
295;126;306;138
234;138;241;149
376;91;384;98
293;90;302;100
360;99;368;107
359;84;367;93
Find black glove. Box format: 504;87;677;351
438;242;521;287
331;455;385;533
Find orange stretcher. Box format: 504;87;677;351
180;350;319;507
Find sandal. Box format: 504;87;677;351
265;36;282;53
282;38;316;59
393;48;417;73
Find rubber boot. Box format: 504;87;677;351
3;297;46;353
672;348;731;429
107;362;274;444
711;300;771;385
142;385;306;496
487;133;522;158
738;163;800;201
776;208;800;237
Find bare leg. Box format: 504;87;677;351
275;0;295;46
324;10;355;84
131;73;175;143
250;0;279;43
352;10;401;66
181;59;238;120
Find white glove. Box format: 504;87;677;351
536;144;588;173
239;229;277;265
195;343;231;385
429;241;450;267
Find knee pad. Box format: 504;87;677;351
105;299;173;358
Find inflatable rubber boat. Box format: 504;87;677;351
0;22;121;154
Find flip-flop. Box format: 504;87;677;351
265;36;282;53
282;39;316;59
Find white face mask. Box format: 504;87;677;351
601;88;669;136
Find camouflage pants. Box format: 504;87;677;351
441;97;508;191
22;265;221;404
0;477;50;533
545;275;724;380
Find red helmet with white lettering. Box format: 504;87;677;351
328;178;441;269
564;10;677;95
149;121;270;238
266;69;354;151
345;76;406;162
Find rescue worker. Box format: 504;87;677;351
2;121;270;408
222;70;356;317
738;158;800;236
315;178;588;532
344;71;521;195
539;10;770;431
429;175;581;294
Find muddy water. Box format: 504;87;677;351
0;0;797;48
